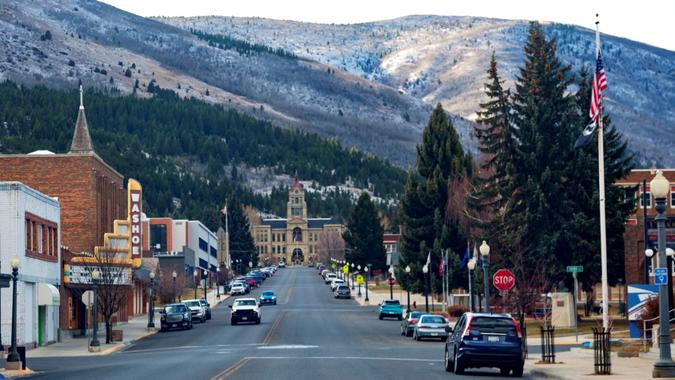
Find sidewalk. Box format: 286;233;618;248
26;287;228;359
527;347;667;380
352;287;442;309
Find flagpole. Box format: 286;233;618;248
596;14;610;331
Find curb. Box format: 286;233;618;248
0;368;36;379
100;329;157;356
528;368;566;380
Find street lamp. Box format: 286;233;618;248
422;264;429;313
203;270;208;300
6;256;21;368
148;271;155;329
467;258;477;312
364;266;370;302
172;270;177;303
193;270;198;299
90;268;101;351
649;170;675;378
388;266;395;300
351;263;355;290
405;265;411;312
216;267;221;298
480;240;491;313
357;265;362;297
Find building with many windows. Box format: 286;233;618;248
0;182;61;348
252;180;343;265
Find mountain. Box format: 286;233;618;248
0;0;436;166
161;15;675;166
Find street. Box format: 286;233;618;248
25;268;556;379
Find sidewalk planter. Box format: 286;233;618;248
593;327;611;375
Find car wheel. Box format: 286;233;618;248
160;328;166;332
441;336;447;342
454;350;464;374
378;315;383;320
231;319;237;326
500;367;510;376
274;301;277;305
188;323;193;330
398;316;402;321
256;317;261;325
406;329;413;337
415;332;421;341
512;363;524;377
444;347;454;373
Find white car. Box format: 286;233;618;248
278;262;286;268
182;299;206;323
230;283;247;296
330;278;345;291
229;298;261;325
324;273;337;284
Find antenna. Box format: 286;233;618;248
79;85;84;109
595;13;599;26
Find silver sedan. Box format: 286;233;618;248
412;314;450;341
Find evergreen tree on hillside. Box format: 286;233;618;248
343;193;386;271
221;194;257;268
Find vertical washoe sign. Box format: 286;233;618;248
128;179;143;268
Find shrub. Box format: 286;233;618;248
447;304;469;317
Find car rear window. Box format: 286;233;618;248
409;312;422;319
338;285;349;290
235;300;257;306
185;301;200;307
165;305;186;313
384;300;400;305
262;292;274;296
470;317;516;334
421;316;446;324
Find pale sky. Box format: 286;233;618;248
101;0;675;51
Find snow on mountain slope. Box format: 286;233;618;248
162;15;675;166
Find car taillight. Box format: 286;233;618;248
408;319;418;325
463;316;474;338
419;325;431;329
512;317;523;338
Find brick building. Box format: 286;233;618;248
617;169;675;286
0;89;142;336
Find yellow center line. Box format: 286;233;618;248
210;357;250;380
263;310;286;346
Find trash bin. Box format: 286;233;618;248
17;346;26;370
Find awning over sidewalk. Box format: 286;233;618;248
37;283;60;306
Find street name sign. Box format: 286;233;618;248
493;269;515;291
566;266;583;273
655;268;668;286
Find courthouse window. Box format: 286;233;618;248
640;185;651;208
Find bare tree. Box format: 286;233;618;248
156;267;187;304
84;252;132;344
316;229;345;264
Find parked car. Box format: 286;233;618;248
334;285;351;299
320;269;330;278
278;262;286;268
412;314;449;341
444;312;524;377
159;303;192;331
330;278;345;291
229;298;261;325
199;298;212;320
259;290;277;305
324;273;337;284
400;311;423;337
378;300;404;320
230;283;247;296
182;299;206;323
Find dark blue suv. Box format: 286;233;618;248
444;312;524;377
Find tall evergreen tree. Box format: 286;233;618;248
221;194;257;267
469;52;516;242
502;22;578;284
344;193;386;271
398;104;473;293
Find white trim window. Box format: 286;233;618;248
671;186;675;208
640;184;651;208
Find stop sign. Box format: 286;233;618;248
492;269;515;291
388;277;396;286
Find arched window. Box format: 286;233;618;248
292;227;303;242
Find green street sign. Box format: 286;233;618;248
566;266;583;273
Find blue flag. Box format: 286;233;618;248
459;244;470;269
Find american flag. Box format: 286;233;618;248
220;205;227;215
589;52;608;124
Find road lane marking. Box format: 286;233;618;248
284;287;293;304
210;357;250;380
262;310;286;346
243;356;443;362
257;345;319;350
120;343;263;355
